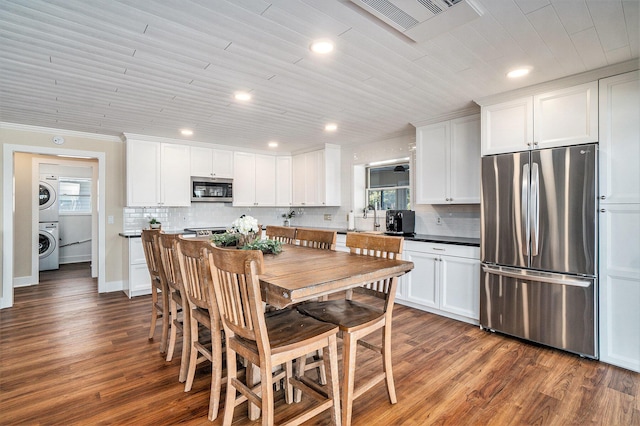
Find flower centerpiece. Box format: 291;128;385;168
282;209;295;227
230;214;260;247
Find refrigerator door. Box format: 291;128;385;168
481;152;530;268
530;144;597;275
480;264;597;358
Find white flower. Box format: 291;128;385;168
231;215;259;235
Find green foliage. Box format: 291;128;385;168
241;238;282;255
149;218;160;224
210;232;239;247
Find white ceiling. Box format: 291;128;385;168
0;0;638;152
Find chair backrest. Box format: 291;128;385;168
265;225;297;244
176;238;220;321
141;229;165;286
209;247;267;349
158;233;184;295
345;232;404;301
295;228;337;250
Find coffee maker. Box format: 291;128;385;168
385;210;415;235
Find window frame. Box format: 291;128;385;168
365;162;410;210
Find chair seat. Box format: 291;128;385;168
297;299;384;330
264;309;338;350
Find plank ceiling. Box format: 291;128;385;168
0;0;638;152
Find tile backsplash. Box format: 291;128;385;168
124;203;479;238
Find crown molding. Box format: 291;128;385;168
0;122;122;142
410;105;481;128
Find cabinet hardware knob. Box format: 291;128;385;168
600;195;606;200
527;143;532;146
534;142;539;146
600;208;606;213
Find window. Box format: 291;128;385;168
59;178;92;214
366;163;410;210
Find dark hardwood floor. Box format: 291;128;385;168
1;263;638;425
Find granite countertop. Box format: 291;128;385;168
119;226;480;247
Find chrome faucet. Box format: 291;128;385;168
366;204;381;231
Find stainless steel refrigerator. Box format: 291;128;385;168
480;144;598;358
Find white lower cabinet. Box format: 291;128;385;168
123;237;151;298
399;241;480;324
599;200;640;373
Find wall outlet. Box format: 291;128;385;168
107;215;114;224
324;214;332;221
436;217;442;225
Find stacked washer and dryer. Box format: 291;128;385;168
39;174;60;271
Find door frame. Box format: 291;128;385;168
2;143;106;308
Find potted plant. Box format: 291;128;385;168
149;218;161;229
282;209;295;227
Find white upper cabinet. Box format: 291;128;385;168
275;156;292;207
416;114;480;204
232;152;276;206
126;139;190;207
599;71;640;205
481;81;598;155
292;145;340;206
190;146;233;178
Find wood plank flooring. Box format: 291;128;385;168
1;263;638;425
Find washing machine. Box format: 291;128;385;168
39;174;59;223
39;222;59;271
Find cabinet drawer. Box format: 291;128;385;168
405;240;479;259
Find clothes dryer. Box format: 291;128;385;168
39;222;59;271
39;174;59;222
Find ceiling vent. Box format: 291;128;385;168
349;0;483;42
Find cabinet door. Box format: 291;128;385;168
324;145;341;206
160;143;190;206
440;255;480;320
292;154;306;206
416;122;448;204
534;81;598;149
233;152;256;206
126;139;160;207
212;149;234;178
276;156;292;206
190;146;213;177
404;250;439;309
481;97;533;155
306;151;322;206
599;204;640;372
450;115;480;204
599;71;640;204
254;154;276;206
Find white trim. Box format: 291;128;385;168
0;122;122;143
2;144;107;309
13;276;38;288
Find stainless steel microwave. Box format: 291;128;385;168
191;176;233;202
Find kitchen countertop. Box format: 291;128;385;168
119;227;480;247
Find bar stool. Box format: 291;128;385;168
140;229;169;353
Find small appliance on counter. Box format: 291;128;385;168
385;210;415;235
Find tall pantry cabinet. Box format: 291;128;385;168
598;70;640;373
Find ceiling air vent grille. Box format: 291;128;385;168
360;0;419;30
350;0;482;42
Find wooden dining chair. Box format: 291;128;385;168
157;232;191;383
208;246;342;426
265;225;297;244
295;228;337;250
140;229;169;354
176;237;225;421
297;232;404;426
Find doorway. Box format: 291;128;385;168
2;143;106;309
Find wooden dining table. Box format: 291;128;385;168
258;243;414;308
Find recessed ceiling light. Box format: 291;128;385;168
310;39;334;54
324;123;338;132
268;141;278;148
507;67;532;78
234;91;252;101
180;129;193;136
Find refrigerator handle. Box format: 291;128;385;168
530;162;540;257
521;163;530;257
481;265;592;287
